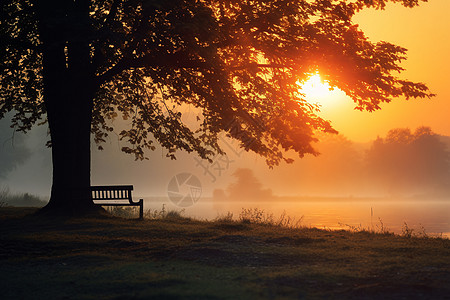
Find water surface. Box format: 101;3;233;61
143;197;450;238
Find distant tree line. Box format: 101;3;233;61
311;126;450;197
366;127;450;196
215;126;450;199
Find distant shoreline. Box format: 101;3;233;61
140;195;450;202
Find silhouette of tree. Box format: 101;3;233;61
213;168;272;201
366;127;450;196
0;0;433;215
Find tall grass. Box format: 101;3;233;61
0;186;46;207
229;206;445;239
338;217;445;239
103;206;141;218
214;208;304;229
105;204;187;219
0;186;8;207
144;204;187;220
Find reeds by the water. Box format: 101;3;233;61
64;201;448;239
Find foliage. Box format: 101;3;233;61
401;221;414;238
0;186;46;207
97;203;187;219
164;209;187;219
376;217;391;235
143;203;167;219
0;186;8;202
226;168;273;200
249;127;450;197
215;211;234;222
338;218;439;238
104;206;139;218
143;204;186;220
0;186;8;208
238;207;303;228
2;207;449;299
366;126;450;195
0;0;434;168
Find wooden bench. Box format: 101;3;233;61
91;185;143;219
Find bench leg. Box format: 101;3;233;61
139;199;144;220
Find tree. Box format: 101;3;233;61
213;168;273;201
0;0;434;216
366;127;450;196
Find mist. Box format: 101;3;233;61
213;168;273;202
0;116;31;178
2;120;450;201
231;127;449;199
0;115;52;197
207;127;450;201
2;120;450;235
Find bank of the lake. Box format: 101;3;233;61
0;207;449;299
142;197;450;238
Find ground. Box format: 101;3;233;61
0;207;449;299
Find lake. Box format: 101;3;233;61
143;197;450;238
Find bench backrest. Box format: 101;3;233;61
91;185;133;201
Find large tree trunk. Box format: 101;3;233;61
36;0;100;216
41;84;96;216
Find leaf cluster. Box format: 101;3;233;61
0;0;433;166
0;0;44;132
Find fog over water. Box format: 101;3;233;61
1;117;449;236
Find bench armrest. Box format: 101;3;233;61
129;198;143;205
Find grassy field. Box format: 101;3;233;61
0;207;449;299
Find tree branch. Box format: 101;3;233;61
102;0;120;28
96;52;287;86
2;37;41;52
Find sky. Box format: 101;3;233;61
317;0;450;142
1;0;449;200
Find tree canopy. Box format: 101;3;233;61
1;0;434;169
366;127;450;195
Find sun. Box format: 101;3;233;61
300;74;332;99
297;73;346;112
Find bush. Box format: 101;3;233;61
0;186;46;207
238;208;303;228
104;206;140;218
144;204;187;220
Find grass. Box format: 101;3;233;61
0;186;46;207
0;207;449;299
104;203;187;220
238;208;304;228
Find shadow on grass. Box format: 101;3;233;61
0;207;449;300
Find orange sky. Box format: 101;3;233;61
2;1;450;199
312;0;450;142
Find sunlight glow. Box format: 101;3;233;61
297;73;350;116
301;74;333;98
